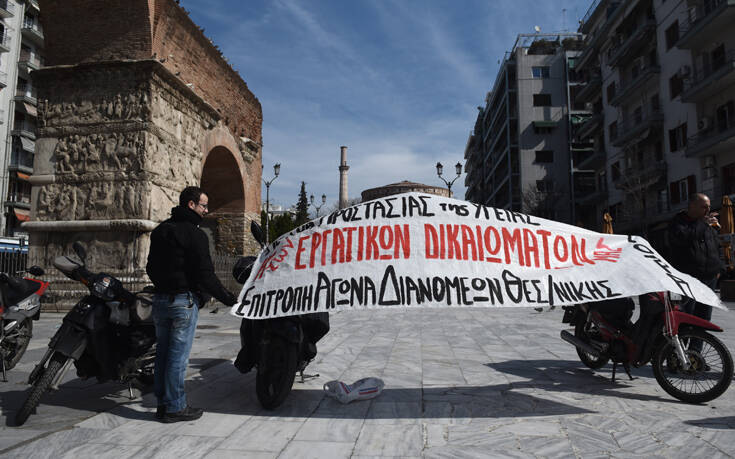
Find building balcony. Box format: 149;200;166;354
686;119;735;157
616;160;667;191
576;113;603;140
681;50;735;102
607;18;656;68
0;33;11;53
609;65;660;106
18;52;41;74
575;73;602;104
11;122;36;140
0;0;14;18
574;148;606;170
27;0;40;12
14;88;37;105
21;23;43;46
677;0;735;50
612;110;664;147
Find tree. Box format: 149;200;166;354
261;209;295;242
294;181;310;226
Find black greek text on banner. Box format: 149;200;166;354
231;192;723;319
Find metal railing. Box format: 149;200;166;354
607;18;656;67
611;64;660;105
2;251;244;311
0;0;14;15
679;0;730;39
684;49;735;92
0;32;11;49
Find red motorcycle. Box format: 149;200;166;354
0;266;48;381
561;292;733;403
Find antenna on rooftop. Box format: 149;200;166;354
562;8;567;32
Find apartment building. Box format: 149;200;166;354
570;0;734;253
0;0;41;243
464;33;585;223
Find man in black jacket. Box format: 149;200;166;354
668;193;723;326
146;186;237;423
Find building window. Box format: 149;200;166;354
633;106;643;123
670;175;696;204
608;121;618;141
534;126;554;134
665;21;679;50
532;66;550;78
668;122;687;152
534;150;553;162
533;93;552;106
716;100;735;131
611;161;621;181
712;44;726;71
669;74;684;99
606;83;616;102
657;189;668;213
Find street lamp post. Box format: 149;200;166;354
436;161;463;196
310;193;327;218
262;163;280;244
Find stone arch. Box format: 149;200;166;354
200;125;250;254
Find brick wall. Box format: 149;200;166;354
39;0;262;144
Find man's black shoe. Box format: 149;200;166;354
155;406;166;420
160;405;203;423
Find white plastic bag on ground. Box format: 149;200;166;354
323;377;385;404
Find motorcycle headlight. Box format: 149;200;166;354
92;276;117;301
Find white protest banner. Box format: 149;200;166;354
231;192;724;319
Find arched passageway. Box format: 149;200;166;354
201;146;247;254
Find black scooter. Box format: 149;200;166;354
233;222;329;409
15;242;156;426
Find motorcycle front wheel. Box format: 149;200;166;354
652;328;733;404
575;321;610;369
14;352;68;426
2;318;32;370
256;336;298;410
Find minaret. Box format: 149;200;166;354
338;146;349;209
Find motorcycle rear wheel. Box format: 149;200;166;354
2;318;32;371
256;337;298;410
14;352;67;426
652;328;733;404
575;321;610;369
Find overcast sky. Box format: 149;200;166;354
182;0;593;211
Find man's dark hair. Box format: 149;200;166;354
179;186;204;207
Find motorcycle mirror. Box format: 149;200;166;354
27;266;44;277
233;256;257;284
250;221;265;247
72;241;87;263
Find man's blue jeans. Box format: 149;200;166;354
152;292;199;413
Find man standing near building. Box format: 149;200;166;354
668;193;723;326
146;186;237;422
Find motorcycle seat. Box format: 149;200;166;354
4;278;43;306
589;297;635;329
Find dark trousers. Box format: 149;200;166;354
681;276;716;352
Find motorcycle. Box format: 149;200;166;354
232;222;330;409
0;265;48;380
15;242;156;426
561;292;733;403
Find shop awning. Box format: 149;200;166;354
13;208;30;222
533;120;558;128
19;136;34;153
23;103;37;117
16;172;30;181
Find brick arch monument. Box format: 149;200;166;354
24;0;262;280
